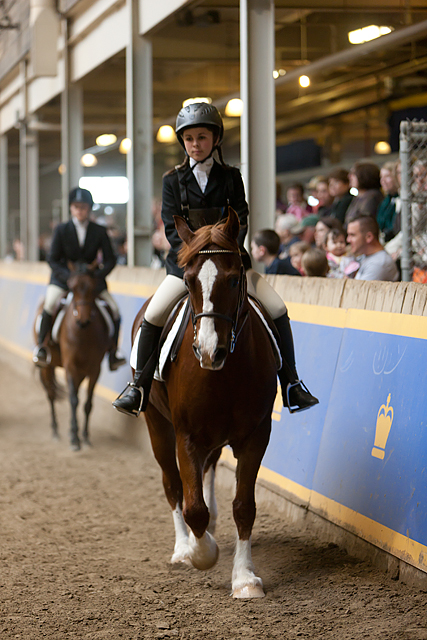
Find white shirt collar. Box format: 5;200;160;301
71;216;89;247
189;157;214;193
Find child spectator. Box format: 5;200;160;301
301;247;329;277
251;229;300;275
328;168;354;224
285;183;311;220
324;228;359;279
289;241;310;275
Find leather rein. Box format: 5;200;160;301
190;248;248;353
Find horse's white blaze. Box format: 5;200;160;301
203;466;218;535
232;537;264;597
170;506;191;565
197;259;218;361
188;530;219;570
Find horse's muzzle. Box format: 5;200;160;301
193;343;227;370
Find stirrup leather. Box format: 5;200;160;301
286;379;313;414
113;382;144;418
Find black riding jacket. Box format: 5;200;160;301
48;219;116;292
161;160;252;278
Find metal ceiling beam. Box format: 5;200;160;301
274;18;427;87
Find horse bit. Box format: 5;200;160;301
190;249;247;353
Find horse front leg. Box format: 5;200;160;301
67;374;80;452
82;372;99;447
144;403;190;565
40;368;59;439
176;435;219;571
231;419;271;599
203;448;222;535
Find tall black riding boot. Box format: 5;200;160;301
33;310;53;367
112;319;163;417
274;312;319;413
109;317;127;371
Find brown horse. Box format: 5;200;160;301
34;262;111;451
133;209;278;598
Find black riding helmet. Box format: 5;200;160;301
175;103;224;149
69;187;94;209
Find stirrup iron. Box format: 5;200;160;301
32;345;52;368
112;382;144;418
286;379;315;414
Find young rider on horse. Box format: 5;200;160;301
113;102;318;417
33;187;126;372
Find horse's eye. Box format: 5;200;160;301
183;277;189;289
229;277;239;289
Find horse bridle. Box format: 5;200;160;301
190;249;247;353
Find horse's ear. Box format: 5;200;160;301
88;259;98;273
174;215;195;246
224;207;240;241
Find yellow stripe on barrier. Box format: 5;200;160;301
221;447;427;572
286;302;348;328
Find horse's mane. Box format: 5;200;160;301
178;221;239;268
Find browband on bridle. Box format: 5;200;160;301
198;249;241;255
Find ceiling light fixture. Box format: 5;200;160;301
119;138;132;154
225;99;243;117
156;125;176;143
299;75;310;88
374;141;392;155
96;133;117;147
348;25;393;45
273;69;286;79
182;97;212;108
80;153;98;167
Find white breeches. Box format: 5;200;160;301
43;284;120;320
144;269;287;327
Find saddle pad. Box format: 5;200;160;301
248;298;282;370
51;294;114;343
130;301;188;382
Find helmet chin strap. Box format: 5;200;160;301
188;146;217;171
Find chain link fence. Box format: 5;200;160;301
399;120;427;282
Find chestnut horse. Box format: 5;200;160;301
133;209;278;598
35;262;111;451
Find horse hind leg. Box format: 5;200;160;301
82;372;99;447
67;375;81;452
144;403;191;566
231;420;271;599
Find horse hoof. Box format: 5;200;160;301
171;554;192;567
70;442;81;452
232;585;265;599
189;532;219;571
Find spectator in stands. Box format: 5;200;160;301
301;248;329;277
324;228;359;279
328;168;354;224
314;216;344;249
346;215;399;281
293;214;320;246
251;229;300;275
274;213;300;258
377;161;401;244
289;241;310;275
276;182;287;212
315;178;334;217
285;183;311;220
345;161;383;225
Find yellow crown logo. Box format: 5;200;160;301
371;393;393;460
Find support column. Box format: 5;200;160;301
61;19;83;221
0;134;8;259
126;0;153;267
240;0;276;233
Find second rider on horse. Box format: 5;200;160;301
33;187;126;372
113;103;318;417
